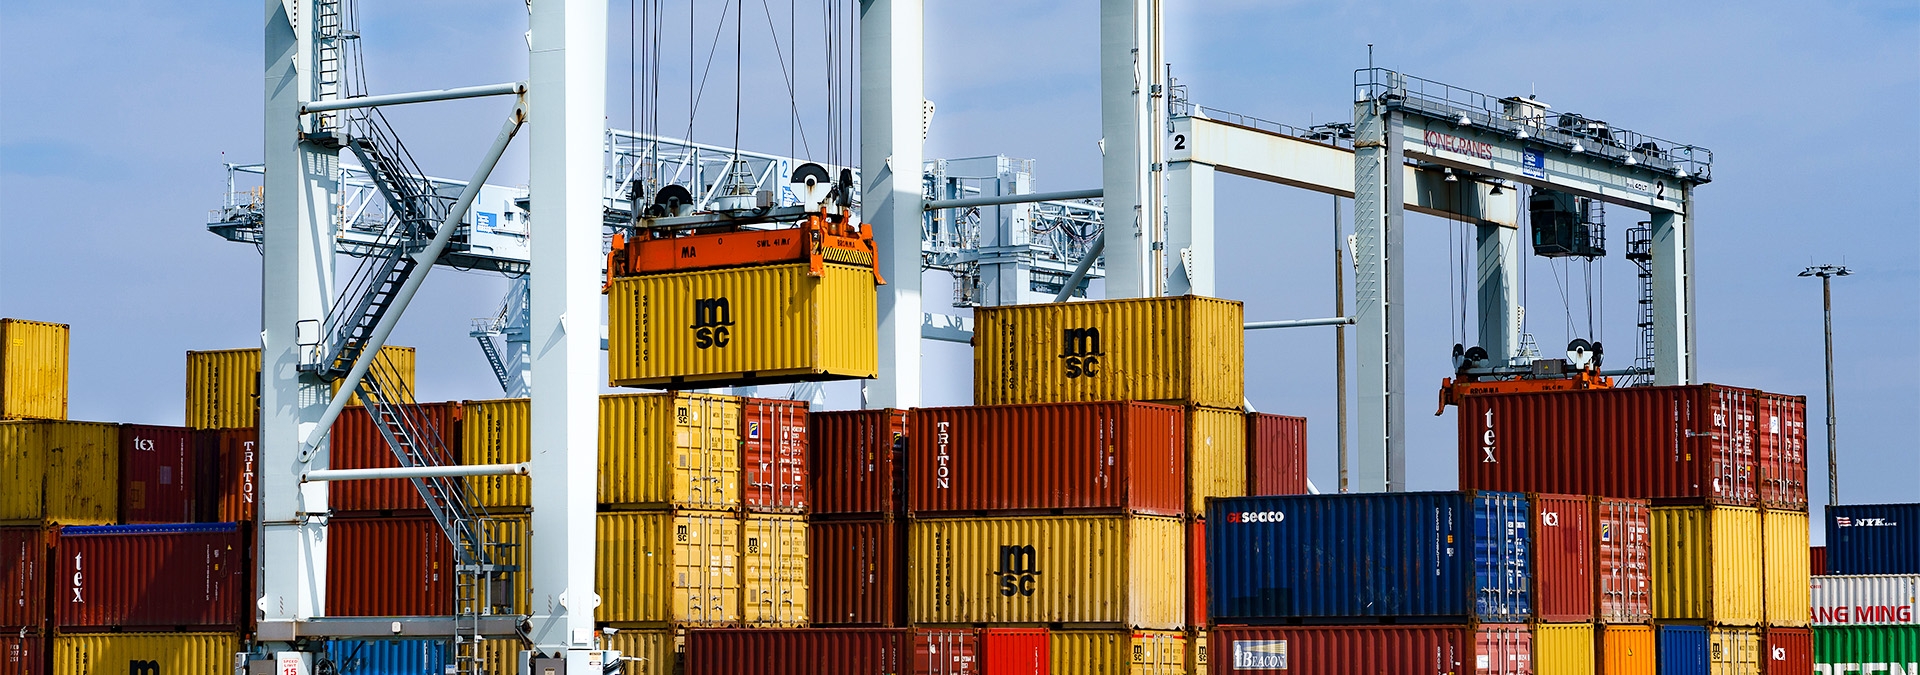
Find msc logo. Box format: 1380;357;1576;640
1479;409;1498;463
1058;327;1103;378
1225;511;1285;524
994;544;1041;597
128;660;161;675
690;297;735;349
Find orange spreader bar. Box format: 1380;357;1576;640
1436;369;1614;414
605;211;885;287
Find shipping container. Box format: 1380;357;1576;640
1595;497;1652;624
597;510;738;626
0;421;118;525
981;628;1048;675
1533;493;1596;622
741;398;809;513
972;296;1244;409
600;393;741;510
50;632;239;675
907;402;1184;517
1535;623;1594;675
908;514;1182;628
808;518;905;626
1752;393;1807;510
1657;625;1708;675
327;515;451;616
1187;629;1209;674
598;630;678;675
0;526;48;629
1051;630;1184;675
186;346;414;430
1762;509;1811;627
1245;413;1307;497
809;409;907;517
1206;625;1534;675
460;398;530;511
1187;519;1207;629
54;523;245;630
1709;627;1761;675
1812;626;1920;673
1827;503;1920;576
683;628;904;675
2;632;44;675
332;345;418;407
329;402;462;512
1652;505;1764;625
914;628;977;675
1207;492;1532;624
117;425;194;524
1810;575;1920;625
741;513;808;626
0;319;68;421
1456;385;1759;505
191;428;256;523
1812;546;1828;576
323;639;450;675
1761;628;1810;675
1185;406;1245;516
607;262;878;388
1598;624;1653;675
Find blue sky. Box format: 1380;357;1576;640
2;1;1914;538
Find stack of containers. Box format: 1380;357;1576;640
737;398;812;630
1594;497;1656;674
184;348;262;525
1812;503;1920;673
50;523;248;675
807;408;909;628
1530;493;1596;674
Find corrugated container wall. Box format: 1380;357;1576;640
1652;505;1764;625
117;425;194;524
1810;575;1919;625
683;628;905;675
1187;519;1207;629
1811;546;1828;576
1761;628;1811;675
741;513;808;626
907;402;1184;517
908;514;1182;629
1595;497;1652;624
1187;629;1209;674
1534;623;1594;675
54;523;246;630
1206;492;1532;624
1812;626;1920;672
607;263;879;388
327;516;451;616
1599;625;1655;675
809;409;907;517
1709;627;1761;675
1752;393;1807;509
1457;385;1760;505
1657;625;1709;675
1051;630;1184;675
597;630;678;675
186;345;415;430
741;398;808;513
981;628;1049;675
329;402;462;512
50;633;240;675
1244;413;1307;496
1762;509;1810;626
0;319;68;421
808;518;904;626
2;633;43;675
599;393;740;510
596;510;739;626
191;428;255;523
460;398;530;511
1532;493;1595;622
0;421;118;525
1185;406;1245;515
323;639;449;675
1827;503;1920;575
912;628;977;675
0;526;47;628
972;295;1244;409
1206;625;1534;675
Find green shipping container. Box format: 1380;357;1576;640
1814;626;1919;674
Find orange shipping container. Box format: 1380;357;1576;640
1599;624;1655;675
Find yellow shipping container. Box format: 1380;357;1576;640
0;421;118;525
606;262;877;388
1185;629;1208;675
1599;625;1655;675
0;319;69;420
1708;627;1760;675
1050;630;1186;675
1652;505;1764;625
908;514;1183;629
972;296;1243;409
740;513;808;626
600;393;740;510
186;345;414;429
1186;406;1246;515
52;632;240;675
1761;509;1811;627
463;398;531;510
1535;623;1596;675
597;511;739;626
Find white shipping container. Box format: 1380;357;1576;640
1809;574;1920;626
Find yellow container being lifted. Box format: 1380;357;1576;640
52;632;241;675
185;345;415;430
596;510;739;626
606;262;877;388
1762;508;1811;627
740;513;808;627
1049;630;1187;675
1652;505;1764;625
908;514;1183;629
0;420;118;525
972;295;1244;409
0;318;69;420
1185;406;1247;515
461;397;531;511
599;392;740;510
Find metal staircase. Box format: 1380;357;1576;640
1625;225;1656;386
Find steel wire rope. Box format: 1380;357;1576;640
755;0;814;161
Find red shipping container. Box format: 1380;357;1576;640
981;628;1048;675
741;398;809;513
119;425;196;524
1188;519;1208;629
1753;392;1808;510
1457;385;1760;505
908;628;1049;675
1208;625;1533;675
915;628;978;674
1594;497;1652;624
54;523;247;630
1762;627;1811;674
330;403;463;512
2;632;43;675
193;428;257;523
1531;493;1595;622
808;518;905;626
1810;546;1827;576
811;409;908;517
326;515;450;616
0;527;49;629
908;402;1184;516
1245;413;1307;496
685;628;907;675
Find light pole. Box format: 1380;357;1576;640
1799;264;1850;508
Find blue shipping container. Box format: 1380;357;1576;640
1656;624;1707;675
1206;491;1531;623
324;639;451;675
1828;503;1920;575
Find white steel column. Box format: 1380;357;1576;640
861;0;923;408
1474;223;1520;364
258;0;336;639
1650;205;1692;385
1100;0;1163;298
1164;158;1214;296
1351;100;1405;493
525;0;605;663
